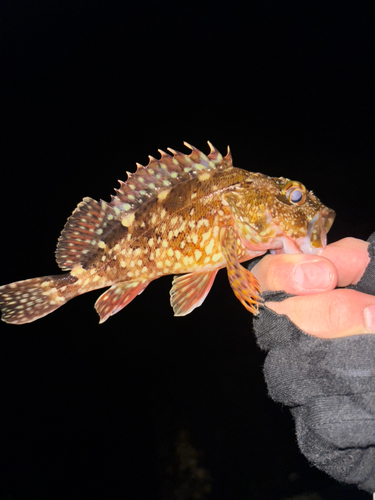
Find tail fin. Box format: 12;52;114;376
0;274;78;324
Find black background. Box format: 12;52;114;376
1;1;374;499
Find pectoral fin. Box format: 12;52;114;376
170;270;218;316
95;280;149;323
220;227;262;314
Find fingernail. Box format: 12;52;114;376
364;305;375;333
294;262;334;290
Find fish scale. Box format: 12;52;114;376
0;142;335;324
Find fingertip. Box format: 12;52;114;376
322;238;370;286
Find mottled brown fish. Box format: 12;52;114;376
0;142;335;324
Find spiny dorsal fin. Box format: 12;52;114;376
56;143;232;271
110;141;232;214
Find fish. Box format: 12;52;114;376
0;142;335;325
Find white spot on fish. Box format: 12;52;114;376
198;172;210;181
194;249;202;261
205;238;215;255
197;219;209;228
200;230;212;246
121;213;135;227
158;189;170;201
212;253;221;262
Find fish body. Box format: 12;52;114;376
0;142;335;324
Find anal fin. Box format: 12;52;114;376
95;280;149;323
220;227;262;314
170;270;218;316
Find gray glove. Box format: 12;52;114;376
252;233;375;493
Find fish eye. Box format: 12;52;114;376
282;182;307;205
289;189;303;203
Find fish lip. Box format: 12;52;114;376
302;207;336;254
309;208;335;246
270;207;336;256
322;208;336;233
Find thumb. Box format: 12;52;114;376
266;289;375;338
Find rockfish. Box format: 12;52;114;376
0;142;335;324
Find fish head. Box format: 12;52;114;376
269;178;336;255
228;174;335;256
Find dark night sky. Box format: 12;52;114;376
1;1;374;499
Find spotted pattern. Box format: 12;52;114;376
0;274;78;324
0;142;334;324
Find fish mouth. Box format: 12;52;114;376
271;207;336;256
306;207;336;252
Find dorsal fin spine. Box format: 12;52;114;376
109;142;232;215
56;143;231;272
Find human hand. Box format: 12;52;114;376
251;234;375;492
251;237;375;338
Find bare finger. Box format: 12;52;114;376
252;254;338;295
266;289;375;338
